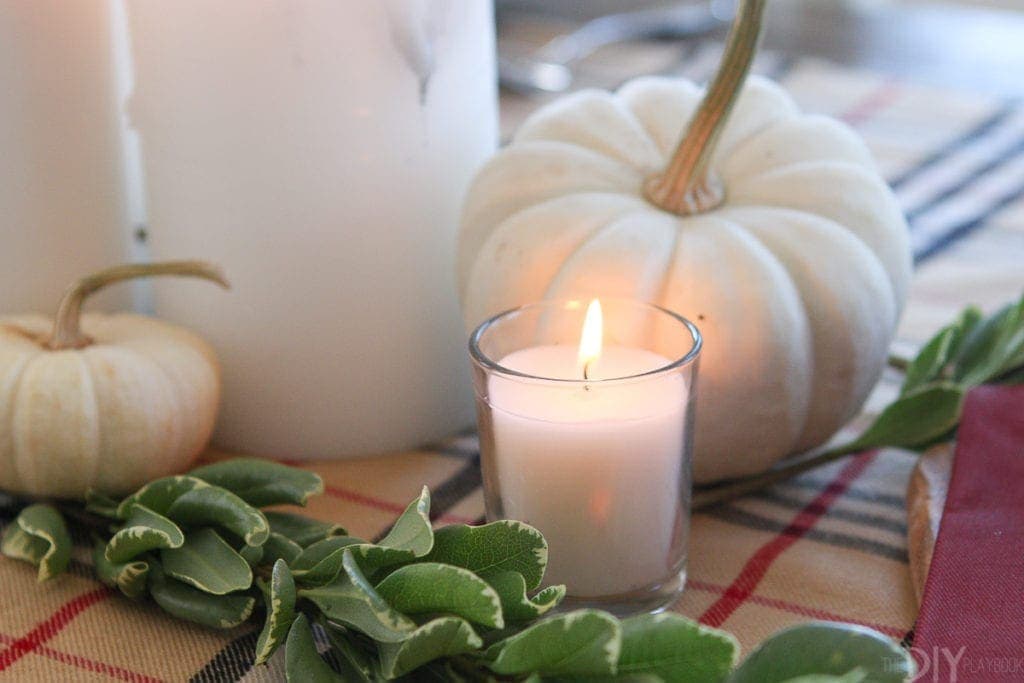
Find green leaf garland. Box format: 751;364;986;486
1;461;922;681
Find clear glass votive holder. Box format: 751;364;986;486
469;298;702;615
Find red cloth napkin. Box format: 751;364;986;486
913;384;1024;681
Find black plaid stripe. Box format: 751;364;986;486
699;452;911;564
750;489;908;536
888;103;1018;191
914;174;1024;263
706;503;909;564
427;457;482;524
782;478;907;510
886;100;1024;261
904;139;1024;224
189;629;260;683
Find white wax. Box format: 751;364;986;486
488;345;688;597
126;1;497;458
0;1;128;314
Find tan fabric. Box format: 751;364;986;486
1;49;1022;681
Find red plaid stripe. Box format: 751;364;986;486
840;80;905;125
0;587;113;671
698;452;878;628
0;632;164;683
323;484;478;526
687;578;904;639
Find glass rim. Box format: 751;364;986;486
468;298;703;385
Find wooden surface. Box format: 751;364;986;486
906;444;953;604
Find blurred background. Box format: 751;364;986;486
496;0;1024;137
493;0;1024;349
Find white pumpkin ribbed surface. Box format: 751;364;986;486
0;314;219;497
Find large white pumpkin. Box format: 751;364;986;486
457;74;911;482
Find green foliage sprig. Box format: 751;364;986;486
1;458;913;681
695;291;1024;509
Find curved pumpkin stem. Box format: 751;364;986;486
46;261;229;350
643;0;766;216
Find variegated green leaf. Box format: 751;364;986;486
616;613;738;683
375;562;504;629
254;560;296;665
239;543;264;567
900;305;981;396
165;486;270;546
160;528;253;595
955;294;1024;386
265;511;346;547
84;490;121;519
487;610;621;677
291;536;364;583
262;533;303;565
779;673;867;683
376;486;433;556
726;622;914;683
189;458;324;507
1;527;49;571
349;543;419;576
299;550;415;643
117;475;208;517
486;571;564;622
284;614;342;682
424;520;548;590
93;541;150;599
291;537;417;585
900;327;958;396
105;504;185;563
379;616;482;679
1;504;71;581
320;623;378;682
148;562;255;629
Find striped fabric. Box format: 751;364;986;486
1;46;1022;681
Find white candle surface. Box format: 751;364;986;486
0;1;128;314
488;344;688;597
126;1;497;458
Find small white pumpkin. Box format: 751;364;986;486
0;261;226;498
458;2;911;482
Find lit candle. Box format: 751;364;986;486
474;299;699;607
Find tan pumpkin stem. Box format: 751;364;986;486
45;261;229;350
643;0;766;215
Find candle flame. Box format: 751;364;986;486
578;299;603;378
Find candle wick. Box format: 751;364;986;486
583;360;592;381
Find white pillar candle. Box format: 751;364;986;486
125;0;497;458
0;0;128;313
486;302;689;597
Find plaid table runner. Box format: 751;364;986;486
1;44;1023;681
